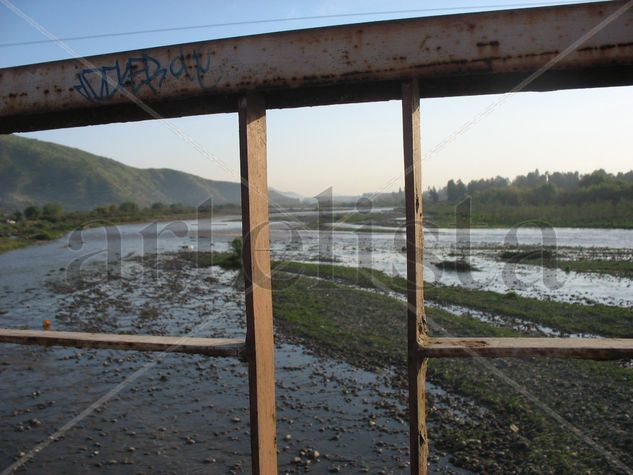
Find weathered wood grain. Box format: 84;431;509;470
402;79;428;475
0;328;244;356
239;94;278;475
420;337;633;359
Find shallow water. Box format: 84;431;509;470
0;250;471;474
1;214;630;472
268;225;633;307
2;214;631;313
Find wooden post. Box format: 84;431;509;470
238;94;278;474
402;80;429;475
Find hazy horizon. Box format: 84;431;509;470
11;132;632;201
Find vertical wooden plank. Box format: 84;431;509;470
402;80;429;475
238;94;278;475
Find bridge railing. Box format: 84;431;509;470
2;2;633;473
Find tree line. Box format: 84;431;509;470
0;201;243;252
3;201;243;224
426;169;633;206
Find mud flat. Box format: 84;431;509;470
270;259;633;473
1;253;470;474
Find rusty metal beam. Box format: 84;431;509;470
1;1;633;133
419;337;633;359
0;328;245;357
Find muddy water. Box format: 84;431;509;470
0;241;469;474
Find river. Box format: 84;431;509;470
1;214;631;473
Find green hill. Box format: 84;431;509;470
0;135;298;211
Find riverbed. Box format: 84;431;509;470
1;213;632;473
1;219;474;474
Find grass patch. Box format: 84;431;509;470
272;271;517;368
432;259;479;272
273;260;633;338
273;260;407;293
179;238;243;271
271;271;633;473
499;248;633;277
425;285;633;338
499;249;555;262
555;259;633;276
0;227;63;254
0;237;30;254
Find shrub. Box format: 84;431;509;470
42;203;63;221
24;206;41;220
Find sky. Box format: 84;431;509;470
1;0;632;197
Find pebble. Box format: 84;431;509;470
29;418;42;427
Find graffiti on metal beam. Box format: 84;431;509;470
73;47;217;102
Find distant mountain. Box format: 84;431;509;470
271;189;361;205
271;189;304;201
0;135;300;211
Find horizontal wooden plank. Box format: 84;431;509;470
0;328;244;357
1;1;633;132
419;337;633;359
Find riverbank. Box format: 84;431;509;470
0;208;241;256
4;247;632;473
268;264;633;473
190;251;633;473
272;205;633;230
